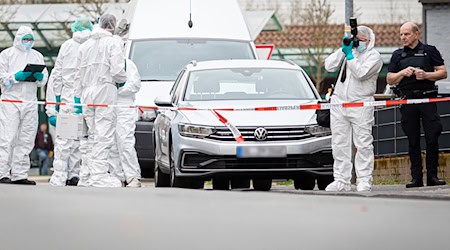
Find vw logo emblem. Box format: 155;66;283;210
254;127;268;141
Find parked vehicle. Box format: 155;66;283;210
117;0;258;176
153;60;334;191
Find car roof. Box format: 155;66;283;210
187;59;302;71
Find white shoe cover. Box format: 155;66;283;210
126;178;142;188
49;171;67;186
77;177;90;187
88;174;122;188
325;180;351;192
356;181;372;192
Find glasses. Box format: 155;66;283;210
22;38;34;42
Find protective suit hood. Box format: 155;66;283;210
73;30;91;44
14;26;35;52
91;28;112;40
357;26;376;52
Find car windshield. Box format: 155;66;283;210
183;68;317;101
130;39;255;81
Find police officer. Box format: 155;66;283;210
387;22;448;188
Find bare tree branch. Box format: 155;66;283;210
298;0;335;92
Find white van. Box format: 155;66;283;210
118;0;258;175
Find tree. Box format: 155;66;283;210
298;0;335;93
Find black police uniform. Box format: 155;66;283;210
388;41;445;187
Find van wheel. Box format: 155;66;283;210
294;175;315;190
154;161;170;187
213;177;229;190
253;179;272;191
317;175;334;190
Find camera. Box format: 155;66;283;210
343;17;359;48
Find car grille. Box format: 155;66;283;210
181;152;333;169
207;126;313;141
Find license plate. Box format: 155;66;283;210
236;145;287;158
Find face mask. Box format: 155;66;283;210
21;40;33;51
356;41;367;53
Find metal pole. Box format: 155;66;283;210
345;0;356;184
345;0;353;36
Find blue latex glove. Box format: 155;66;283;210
341;37;354;61
49;116;57;127
33;72;44;81
55;95;61;112
74;97;82;114
14;71;32;81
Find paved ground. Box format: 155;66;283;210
29;176;450;200
1;180;449;250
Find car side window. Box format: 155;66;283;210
170;69;186;96
171;69;186;104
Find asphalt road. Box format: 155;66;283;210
1;183;449;250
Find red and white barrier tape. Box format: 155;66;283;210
211;109;244;143
3;97;450;143
2;97;450;111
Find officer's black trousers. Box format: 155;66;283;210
400;103;442;180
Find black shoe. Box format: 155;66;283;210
0;177;12;184
11;179;36;185
427;177;446;186
406;179;424;188
66;177;80;186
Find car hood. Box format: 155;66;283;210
178;100;318;127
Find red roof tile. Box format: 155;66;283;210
255;24;422;48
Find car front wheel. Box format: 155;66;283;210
154;160;170;187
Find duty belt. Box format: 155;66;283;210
392;86;438;99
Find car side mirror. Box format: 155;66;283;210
154;95;173;107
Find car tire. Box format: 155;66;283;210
294;175;316;190
154;161;170;187
317;175;334;190
253;179;272;191
230;178;251;189
213;177;229;190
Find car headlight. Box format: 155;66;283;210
178;124;215;139
304;125;331;137
138;110;157;122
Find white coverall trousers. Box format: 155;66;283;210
83;83;121;187
0;103;37;181
330;103;375;185
49;105;81;186
109;106;141;184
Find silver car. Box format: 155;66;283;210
153;59;333;191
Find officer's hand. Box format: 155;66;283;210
401;67;416;77
414;68;427;80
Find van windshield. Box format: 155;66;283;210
130;39;255;81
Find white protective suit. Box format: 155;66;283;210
109;59;142;187
324;26;382;191
0;26;49;182
74;22;127;187
48;30;91;186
